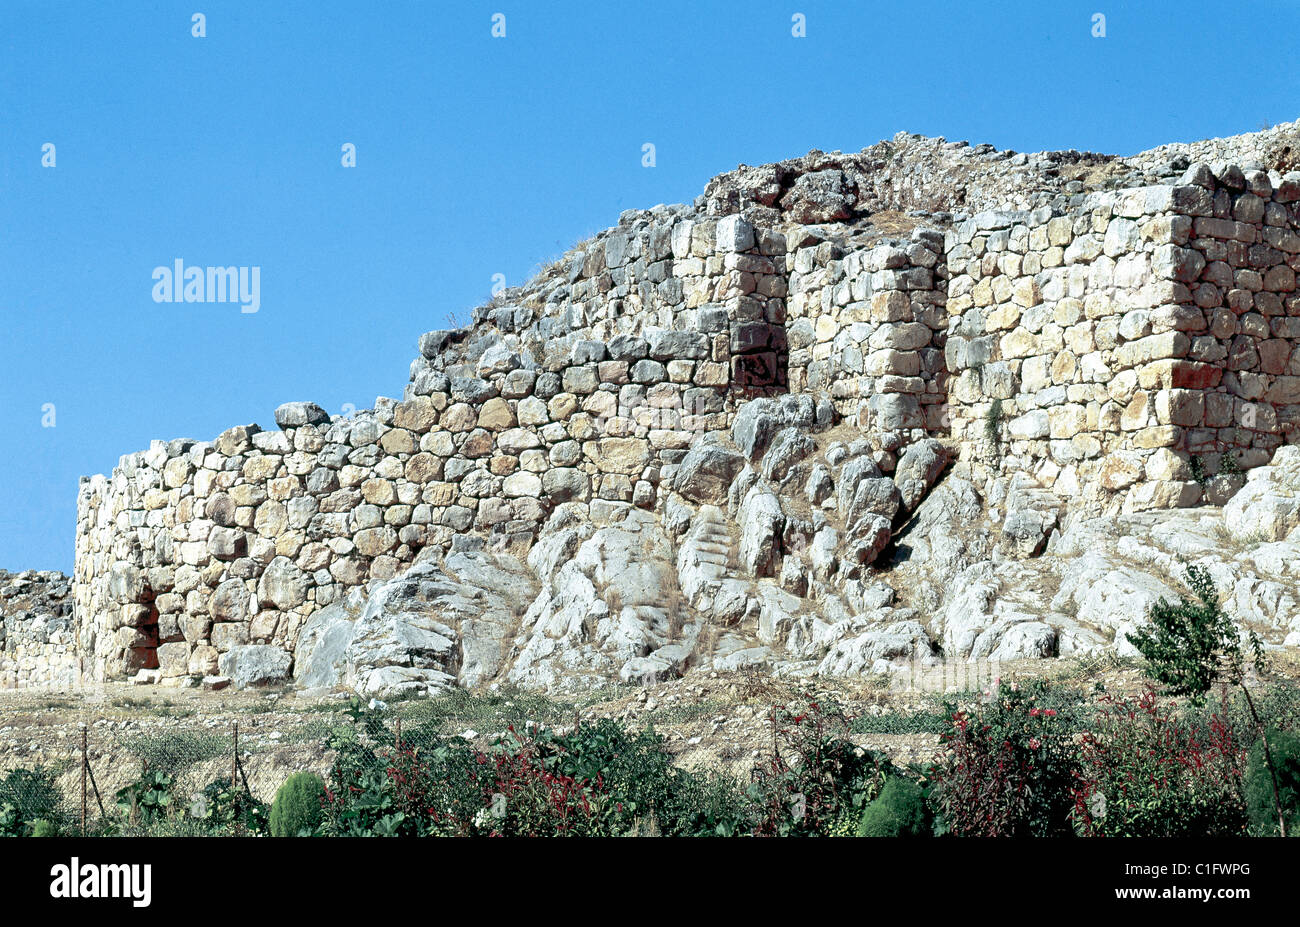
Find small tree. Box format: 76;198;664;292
1126;564;1286;837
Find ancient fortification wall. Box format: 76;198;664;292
947;168;1300;509
0;570;76;689
56;125;1300;689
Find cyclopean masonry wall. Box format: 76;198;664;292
0;570;77;690
66;127;1300;688
72;210;804;685
945;165;1300;512
786;229;950;466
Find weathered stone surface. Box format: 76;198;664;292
55;119;1300;695
673;440;745;504
256;557;307;610
218;644;292;688
274;402;330;429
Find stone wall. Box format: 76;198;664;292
63;133;1300;689
944;163;1300;511
786;228;949;468
0;570;77;690
71;211;805;685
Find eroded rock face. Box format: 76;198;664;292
287;552;538;696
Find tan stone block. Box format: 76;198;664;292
405;452;443;483
441;402;477;433
548;393;579;421
188;645;219;676
871;290;911;322
1133;425;1181;448
1012;278;1041;308
361;478;397;505
393;396;439;433
1000;329;1039;359
254;500;288;537
423;482;456;507
582;437;651;475
1120;392;1151;431
1051;351;1078;383
1049;405;1088;440
1155;389;1205;427
986;302;1021;331
477;397;516;431
1099;451;1145;490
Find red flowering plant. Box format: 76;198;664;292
474;725;613;837
927;678;1080;836
749;695;894;837
1070;689;1247;837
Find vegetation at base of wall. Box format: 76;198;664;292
857;777;929;837
269;772;326;837
1127;564;1289;836
3;660;1299;836
4;679;1298;837
1245;730;1300;837
0;767;66;837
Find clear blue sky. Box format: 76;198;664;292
2;0;1297;573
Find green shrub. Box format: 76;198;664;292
1245;730;1300;837
193;779;268;836
269;772;327;837
928;679;1080;837
29;819;56;837
857;777;929;837
747;697;895;837
0;767;64;836
1073;691;1246;837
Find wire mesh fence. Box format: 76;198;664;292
0;688;669;837
0;706;366;836
0;684;827;837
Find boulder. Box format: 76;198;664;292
218;645;292;688
893;439;950;511
673;440;745;503
274;402;330;429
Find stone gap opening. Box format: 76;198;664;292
126;584;160;673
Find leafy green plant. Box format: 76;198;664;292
1072;690;1246;837
269;772;326;837
1127;564;1287;836
857;777;929;837
115;770;174;826
194;779;268;836
0;767;64;836
1245;730;1300;836
927;679;1079;837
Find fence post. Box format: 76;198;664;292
80;722;87;837
395;718;401;751
232;722;239;790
